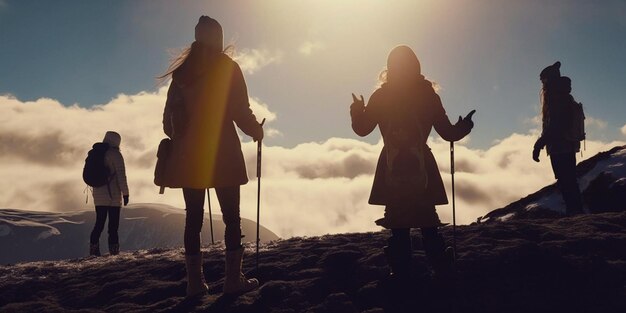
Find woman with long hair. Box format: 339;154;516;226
533;62;583;215
350;45;475;281
160;16;263;297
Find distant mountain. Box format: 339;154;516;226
480;145;626;223
0;203;279;264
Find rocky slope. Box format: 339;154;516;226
1;212;624;312
481;145;626;222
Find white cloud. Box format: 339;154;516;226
249;97;276;123
1;90;624;239
298;41;325;56
234;48;282;74
621;124;626;137
585;116;607;130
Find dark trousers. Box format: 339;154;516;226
90;206;121;245
183;186;241;256
550;152;583;214
390;227;445;257
388;227;446;274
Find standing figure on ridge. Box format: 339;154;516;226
159;16;263;297
533;61;584;216
350;45;475;281
88;131;129;257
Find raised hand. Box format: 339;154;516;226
464;110;476;122
457;109;476;128
350;93;365;113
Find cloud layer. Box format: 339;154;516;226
1;89;624;238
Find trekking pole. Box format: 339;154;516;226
256;118;266;272
450;141;457;258
207;189;215;245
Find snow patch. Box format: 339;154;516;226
524;192;564;213
496;213;516;222
124;217;148;220
36;227;61;240
579;149;626;191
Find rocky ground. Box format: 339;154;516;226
1;211;625;313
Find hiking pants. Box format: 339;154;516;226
388;227;446;272
183;186;241;256
550;152;583;214
391;228;446;255
90;206;121;245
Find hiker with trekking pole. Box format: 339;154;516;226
350;45;475;282
156;16;263;297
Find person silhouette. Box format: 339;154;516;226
159;16;263;297
350;45;475;281
89;131;129;257
533;61;583;215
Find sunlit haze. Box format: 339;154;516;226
1;0;625;238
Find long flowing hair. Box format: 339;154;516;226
156;43;235;85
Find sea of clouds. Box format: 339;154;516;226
1;82;624;238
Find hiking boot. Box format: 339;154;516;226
185;254;208;298
109;243;120;256
223;246;259;294
384;231;412;282
89;243;101;256
431;246;455;280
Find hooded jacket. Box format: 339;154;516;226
92;132;129;207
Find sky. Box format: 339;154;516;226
1;0;625;238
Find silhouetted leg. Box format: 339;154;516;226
550;153;583;215
385;228;411;278
107;206;121;245
183;188;205;256
421;227;452;275
90;206;108;244
215;186;241;251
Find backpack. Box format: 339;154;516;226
566;101;585;142
83;142;112;187
382;102;428;203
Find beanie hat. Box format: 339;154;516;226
195;16;223;51
540;61;561;81
103;131;121;148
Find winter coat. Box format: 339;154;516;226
92;133;129;207
162;49;262;189
535;90;580;155
351;80;472;228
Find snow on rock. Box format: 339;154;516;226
481;145;626;222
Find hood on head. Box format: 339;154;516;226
103;131;121;148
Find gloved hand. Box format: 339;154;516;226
253;127;264;142
456;109;476;129
123;195;129;206
532;147;541;162
253;119;265;142
350;93;365;114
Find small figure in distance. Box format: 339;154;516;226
350;45;475;282
159;16;263;298
88;131;129;257
533;61;584;216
